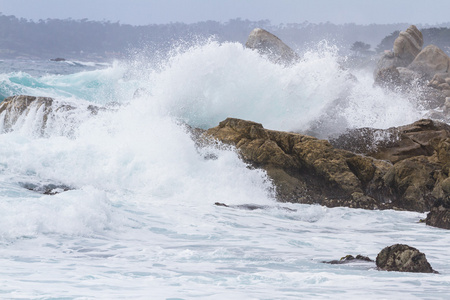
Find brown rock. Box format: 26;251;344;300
376;244;437;273
205;118;393;210
426;197;450;230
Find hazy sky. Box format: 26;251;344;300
1;0;449;25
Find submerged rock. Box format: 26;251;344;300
20;182;73;195
214;202;297;212
245;28;299;65
324;255;374;265
376;244;437;273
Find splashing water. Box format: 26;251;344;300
0;41;446;299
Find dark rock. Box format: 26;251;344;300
245;28;299;65
20;182;72;195
425;196;450;229
50;58;66;62
324;254;373;264
214;202;297;212
376;244;437;273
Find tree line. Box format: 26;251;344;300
0;13;449;60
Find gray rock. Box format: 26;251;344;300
409;45;450;80
245;28;299;66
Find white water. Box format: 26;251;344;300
0;41;447;299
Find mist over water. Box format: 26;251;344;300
0;41;447;299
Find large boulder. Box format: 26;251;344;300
245;28;299;65
409;45;450;80
374;25;423;77
376;244;437;273
393;25;423;63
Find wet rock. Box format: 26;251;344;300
245;28;299;65
214;202;297;212
324;255;374;264
205;118;393;210
20;182;72;195
331;119;450;164
425;196;450;229
376;244;437;273
204;118;450;213
0;95;103;135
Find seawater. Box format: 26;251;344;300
0;42;449;299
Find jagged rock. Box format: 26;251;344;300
245;28;299;65
376;244;437;273
323;255;374;265
393;25;423;63
330;119;450;163
409;45;450;80
0;95;102;135
373;25;423;77
205;118;391;210
204;118;450;213
426;196;450;230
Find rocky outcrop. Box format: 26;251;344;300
376;244;437;273
245;28;299;65
426;196;450;229
374;25;423;77
393;25;423;64
331;119;450;212
374;26;450;112
204;118;450;212
0;95;102;135
330;119;450;163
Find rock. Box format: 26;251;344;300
393;25;423;64
0;95;102;135
373;25;423;77
324;255;374;264
376;244;437;273
205;118;394;210
0;95;54;133
50;58;66;62
330;119;450;164
245;28;299;65
374;66;401;89
409;45;450;80
214;202;297;212
20;182;72;195
425;196;450;229
204;118;450;213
